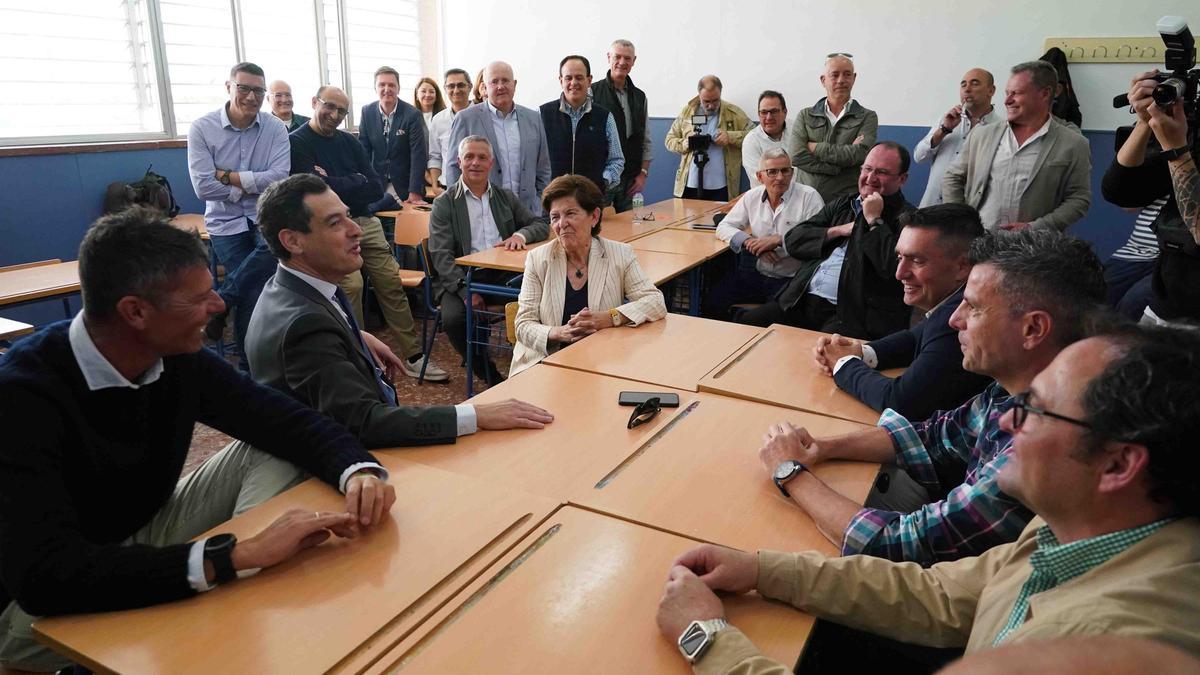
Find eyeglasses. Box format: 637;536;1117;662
627;397;661;429
1010;391;1092;430
762;167;795;177
234;84;267;97
445;82;470;89
826;52;854;59
758;108;783;117
861;166;898;177
317;97;350;117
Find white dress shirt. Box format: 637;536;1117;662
741;124;798;189
716;182;825;278
913;107;996;207
427;105;469;185
977;116;1053;230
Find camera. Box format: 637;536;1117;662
1114;16;1199;119
687;114;713;153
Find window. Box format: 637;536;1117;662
0;0;432;146
0;1;165;142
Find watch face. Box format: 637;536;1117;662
206;533;236;552
774;461;798;480
679;623;707;657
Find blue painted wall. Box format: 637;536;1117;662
0;122;1129;325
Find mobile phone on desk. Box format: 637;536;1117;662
691;222;718;231
415;205;432;212
618;391;680;407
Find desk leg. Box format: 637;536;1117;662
61;296;71;319
689;268;700;317
465;267;475;399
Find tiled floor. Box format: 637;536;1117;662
184;322;510;475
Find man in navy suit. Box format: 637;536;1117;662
359;66;429;206
813;203;991;421
444;61;551;215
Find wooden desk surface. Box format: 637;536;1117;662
600;210;669;243
571;390;874;555
543;313;765;391
634;249;709;286
641;197;726;224
666;195;740;230
170;213;208;240
630;227;729;260
35;458;560;675
0;317;34;341
363;506;816;675
698;324;898;425
0;260;80;307
454;240;548;273
390;365;696;501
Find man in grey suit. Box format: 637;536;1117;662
943;61;1091;232
430;135;550;385
444;61;551;215
246;174;554;449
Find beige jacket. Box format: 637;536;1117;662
695;516;1200;675
665;98;751;199
510;236;667;376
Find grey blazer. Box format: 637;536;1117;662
443;102;551;215
245;268;457;448
942;117;1091;231
428;181;550;302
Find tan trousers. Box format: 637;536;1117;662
340;216;421;359
0;441;307;672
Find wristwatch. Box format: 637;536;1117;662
218;169;232;186
773;460;806;497
1161;145;1192;161
677;618;728;664
609;308;622;327
938;124;954;135
204;533;238;584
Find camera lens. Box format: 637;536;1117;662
1153;78;1186;107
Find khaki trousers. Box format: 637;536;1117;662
340;216;421;359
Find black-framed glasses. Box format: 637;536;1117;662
627;397;661;429
317;97;350;117
1010;391;1092;430
234;83;267;97
762;167;795;177
445;82;470;90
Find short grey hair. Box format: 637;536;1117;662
758;147;791;170
610;39;635;53
457;134;492;158
1012;60;1058;92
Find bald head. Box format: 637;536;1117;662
310;86;349;136
697;75;722;113
483;61;516;112
268;80;294;119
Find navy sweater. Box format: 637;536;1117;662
0;321;377;616
289;124;384;217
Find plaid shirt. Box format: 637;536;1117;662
993;519;1173;645
842;382;1033;565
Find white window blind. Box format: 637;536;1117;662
0;0;164;141
240;0;322;116
341;0;422;130
158;0;237;137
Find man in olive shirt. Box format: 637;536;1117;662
656;324;1200;672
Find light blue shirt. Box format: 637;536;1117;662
486;100;523;196
186;105;291;236
807;196;862;303
559;95;625;188
686;106;727;190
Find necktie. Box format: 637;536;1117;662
333;288;399;406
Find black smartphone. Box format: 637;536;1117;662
618;391;680;407
414;205;432;212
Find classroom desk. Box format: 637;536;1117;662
629;227;729;259
542;313;764;392
362;506;817;675
0;260;79;316
666;194;740;230
35;458;560;675
170;213;208;240
698;324;902;425
0;317;34;342
638;197;727;225
571;387;873;555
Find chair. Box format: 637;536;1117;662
414;238;444;384
504;302;518;345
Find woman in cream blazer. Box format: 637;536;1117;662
511;175;667;376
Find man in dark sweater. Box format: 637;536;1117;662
0;210;393;672
290;85;448;382
812;203;992;421
737;141;915;339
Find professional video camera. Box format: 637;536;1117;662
1113;15;1199;138
687;113;714;190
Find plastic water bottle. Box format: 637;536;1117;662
632;192;644;221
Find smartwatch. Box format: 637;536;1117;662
218;170;232;186
677;618;728;664
773;460;806;497
204;533;238;584
1161;145;1192;161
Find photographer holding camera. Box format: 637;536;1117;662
665;75;750;201
1102;18;1200;324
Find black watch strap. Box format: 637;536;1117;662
204;533;238;584
1162;145;1192;161
938;124;954;135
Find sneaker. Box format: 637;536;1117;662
400;355;449;382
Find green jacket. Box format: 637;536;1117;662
789;98;879;202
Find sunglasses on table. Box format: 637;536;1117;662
627;397;661;429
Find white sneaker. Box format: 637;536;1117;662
400;355;449;382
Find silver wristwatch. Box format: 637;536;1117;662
773;459;806;497
677;618;729;664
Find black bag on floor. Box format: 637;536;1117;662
103;165;181;217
